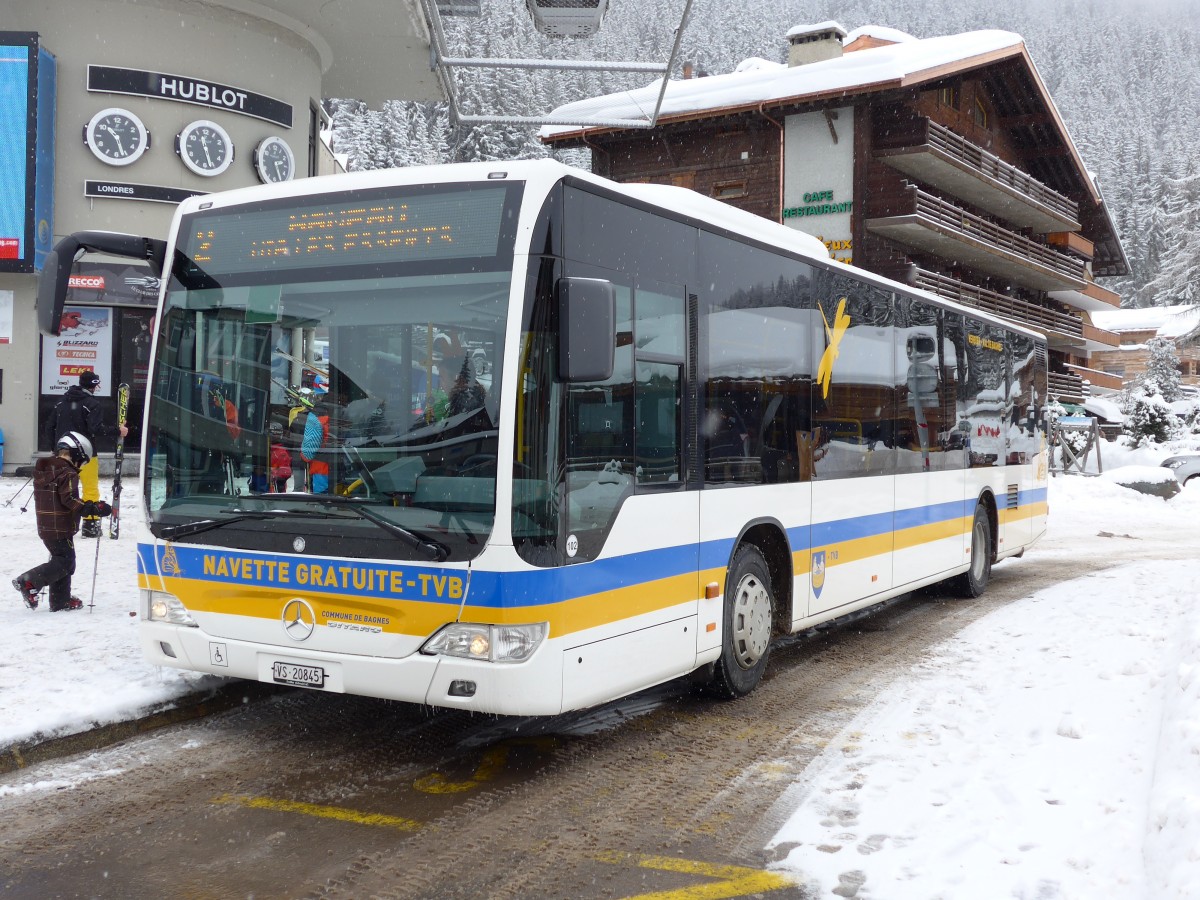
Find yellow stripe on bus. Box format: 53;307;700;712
141;500;1044;640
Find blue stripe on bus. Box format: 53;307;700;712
138;489;1046;609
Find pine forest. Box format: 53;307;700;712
329;0;1200;309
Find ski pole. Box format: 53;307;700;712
88;512;102;612
3;476;32;508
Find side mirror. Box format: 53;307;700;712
557;277;615;383
37;231;167;335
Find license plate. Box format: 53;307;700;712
271;661;326;688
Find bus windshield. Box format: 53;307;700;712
144;181;521;561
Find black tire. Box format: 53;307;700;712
706;545;775;699
951;503;992;598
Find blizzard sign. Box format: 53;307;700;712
198;552;465;601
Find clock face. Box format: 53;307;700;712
176;120;234;177
84;108;149;166
254;136;295;184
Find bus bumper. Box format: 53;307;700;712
139;620;566;716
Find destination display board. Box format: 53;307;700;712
179;183;521;279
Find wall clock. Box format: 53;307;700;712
84;108;150;166
176;119;234;177
253;135;295;184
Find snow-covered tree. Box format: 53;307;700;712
1143;337;1183;403
1122;379;1178;447
323;0;1200;314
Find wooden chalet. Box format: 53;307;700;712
1089;304;1200;390
540;23;1131;404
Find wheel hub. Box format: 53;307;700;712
731;574;771;669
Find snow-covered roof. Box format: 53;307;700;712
540;29;1025;140
843;25;916;46
1090;304;1200;339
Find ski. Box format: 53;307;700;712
109;382;130;539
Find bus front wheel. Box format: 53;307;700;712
952;503;993;598
707;545;774;699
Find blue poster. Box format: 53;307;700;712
0;43;30;264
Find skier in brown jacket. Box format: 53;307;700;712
11;432;111;612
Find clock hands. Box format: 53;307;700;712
103;124;127;156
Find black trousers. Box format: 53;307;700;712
22;538;77;610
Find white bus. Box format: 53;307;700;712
39;159;1048;714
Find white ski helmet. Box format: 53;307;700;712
57;431;94;466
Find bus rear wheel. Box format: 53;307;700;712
952;503;992;598
707;545;774;699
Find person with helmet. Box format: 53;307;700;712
45;370;128;538
11;432;112;612
301;374;334;493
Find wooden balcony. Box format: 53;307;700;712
875;119;1080;233
1048;371;1085;405
1066;364;1124;392
1047;231;1094;259
1081;321;1121;351
866;187;1089;293
1048;279;1122;313
912;270;1090;350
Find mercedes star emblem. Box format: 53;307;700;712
293;536;306;552
282;598;316;641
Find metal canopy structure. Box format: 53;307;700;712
421;0;693;128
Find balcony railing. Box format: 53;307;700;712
866;186;1088;292
912;270;1085;346
1048;371;1085;405
876;119;1079;231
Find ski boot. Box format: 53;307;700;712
11;577;39;610
81;517;101;538
51;597;84;612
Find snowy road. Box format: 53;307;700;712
4;449;1199;898
0;515;1155;899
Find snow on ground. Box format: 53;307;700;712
3;436;1200;898
771;439;1200;899
0;476;218;750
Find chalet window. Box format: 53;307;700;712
973;97;989;128
938;85;959;108
712;180;747;200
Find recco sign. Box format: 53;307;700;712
87;65;292;128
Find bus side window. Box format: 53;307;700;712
562;283;636;558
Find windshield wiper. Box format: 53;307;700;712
156;507;349;541
313;497;449;562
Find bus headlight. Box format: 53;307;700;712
421;623;546;663
145;589;197;627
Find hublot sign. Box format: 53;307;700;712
87;65;293;128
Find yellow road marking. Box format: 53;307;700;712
594;851;795;899
213;793;423;832
414;737;558;794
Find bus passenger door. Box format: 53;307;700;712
807;285;896;616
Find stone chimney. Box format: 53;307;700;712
786;21;848;67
